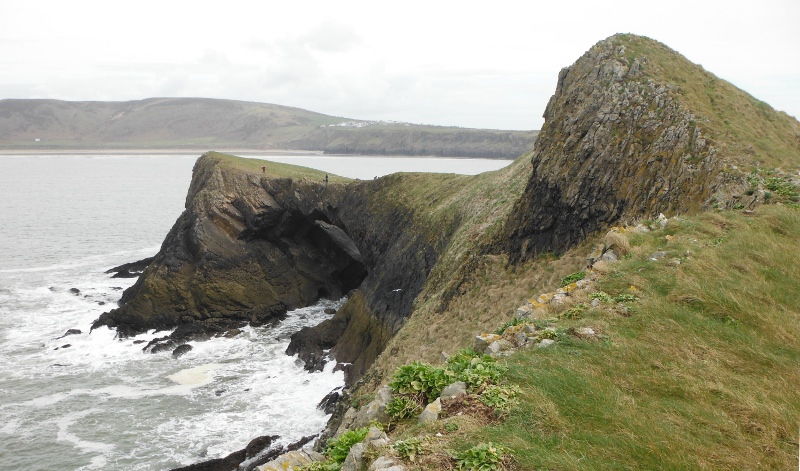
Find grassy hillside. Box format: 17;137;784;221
0;97;537;158
615;34;800;171
382;206;800;470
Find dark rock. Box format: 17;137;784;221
142;336;183;354
98;301;106;305
503;35;735;263
172;344;193;358
56;329;82;340
105;256;155;279
54;344;71;350
214;389;226;397
169;434;289;471
324;308;337;315
69;288;80;295
132;340;146;344
317;387;342;414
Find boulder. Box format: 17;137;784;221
538;339;556;348
56;328;82;339
440;381;467;400
341;442;366;471
418;398;441;424
368;456;405;471
473;333;502;352
172;344;193;358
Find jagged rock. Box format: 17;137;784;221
105;256;154;278
317;387;343;415
601;249;618;262
56;329;81;339
418;398;442;424
365;426;389;448
324;308;337;315
69;288;80;295
336;386;392;436
172;344;193;358
341;443;366;471
440;381;467;400
473;333;502;352
505;34;736;263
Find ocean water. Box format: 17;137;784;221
0;153;510;470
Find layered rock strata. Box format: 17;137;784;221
92;153;445;383
504;35;734;262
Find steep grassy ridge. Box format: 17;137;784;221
618;34;800;170
431;206;800;469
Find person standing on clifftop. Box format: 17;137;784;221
261;165;266;174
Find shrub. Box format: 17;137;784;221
455;443;508;471
393;437;427;462
589;291;613;303
446;350;507;390
479;384;521;412
386;396;422;421
561;271;586;287
324;427;369;465
389;361;454;402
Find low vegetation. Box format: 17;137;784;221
330;205;799;470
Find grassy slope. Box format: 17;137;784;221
205;151;351;184
615;34;800;171
394;206;799;470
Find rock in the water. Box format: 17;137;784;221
324;308;337;315
69;288;80;295
317;387;343;414
56;328;82;340
172;344;193;358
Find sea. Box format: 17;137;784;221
0;153;511;471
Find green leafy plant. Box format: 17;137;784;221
389;361;453;402
589;291;613;303
393;437;427;462
385;396;422;421
479;384;521;412
444;422;460;432
560;271;586;287
446;349;507;390
614;293;638;303
561;303;587;319
324;427;369;466
456;442;508;471
536;329;558;341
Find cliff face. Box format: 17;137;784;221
505;35;739;261
93;152;449;381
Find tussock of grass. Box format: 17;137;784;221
451;206;800;469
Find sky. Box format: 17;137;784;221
0;1;797;130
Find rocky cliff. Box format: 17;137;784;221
503;34;800;262
93;33;800;395
92;152;464;381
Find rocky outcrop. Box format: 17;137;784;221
92;152;449;384
504;35;736;262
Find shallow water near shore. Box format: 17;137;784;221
0;153;510;470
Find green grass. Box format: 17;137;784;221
461;206;800;469
613;34;800;171
204;151;351;183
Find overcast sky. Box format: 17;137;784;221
1;1;797;130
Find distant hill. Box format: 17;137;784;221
0;97;538;158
